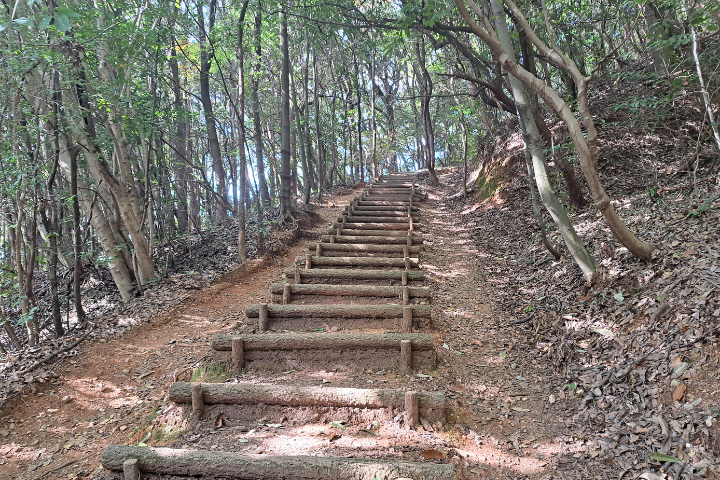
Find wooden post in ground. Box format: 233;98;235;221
283;284;291;304
405;391;419;429
402;287;410;305
305;254;312;270
402;306;412;333
404;246;411;270
316;243;323;257
402;271;408;286
191;383;204;422
400;340;412;374
123;458;140;480
258;304;269;331
294;267;301;284
329;235;336;244
231;338;244;369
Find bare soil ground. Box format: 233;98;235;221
2;158;718;480
0;192;357;480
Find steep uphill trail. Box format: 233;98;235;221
0;191;356;480
98;173;456;480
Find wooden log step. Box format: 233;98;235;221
345;209;420;218
296;255;419;268
101;446;455;480
331;222;415;231
352;204;420;212
357;200;417;207
363;190;422;196
245;304;430;319
168;382;444;414
365;186;421;192
213;332;434;351
362;195;423;202
330;229;423;240
283;268;424;281
320;235;423;245
309;243;421;254
270;283;430;298
373;182;418;186
337;215;418;223
366;188;418;194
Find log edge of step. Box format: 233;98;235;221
212;333;434;351
101;446;455;479
168;382;445;410
282;268;424;280
244;303;431;318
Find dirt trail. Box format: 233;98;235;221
0;192;356;480
1;174;588;480
423;174;578;478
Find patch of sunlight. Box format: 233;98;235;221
423;265;470;279
117;317;141;327
458;435;587;475
66;377;141;410
461;382;499;396
259;432;385;455
484;356;505;365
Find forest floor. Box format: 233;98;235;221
3;66;720;479
0;161;718;479
0;190;356;480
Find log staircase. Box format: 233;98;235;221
101;173;455;479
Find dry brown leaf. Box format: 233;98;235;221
672;383;687;401
214;413;225;429
421;449;444;460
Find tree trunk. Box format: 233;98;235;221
313;51;325;201
70;147;87;323
236;0;250;260
413;38;439;185
170;36;189;234
501;0;656;260
534;114;588;208
291;70;310;205
353;50;364;181
252;7;270;207
1;297;22;350
278;3;292;219
197;0;229;220
488;0;596;278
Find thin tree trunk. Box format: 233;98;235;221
682;0;720;153
313;51;324;202
236;0;250;260
456;0;655;261
252;6;270;207
371;46;378;180
524;148;560;259
70;147;87;323
278;3;292;219
197;0;229;220
291;70;310;205
1;297;22;350
413;38;439;185
353;50;364;182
